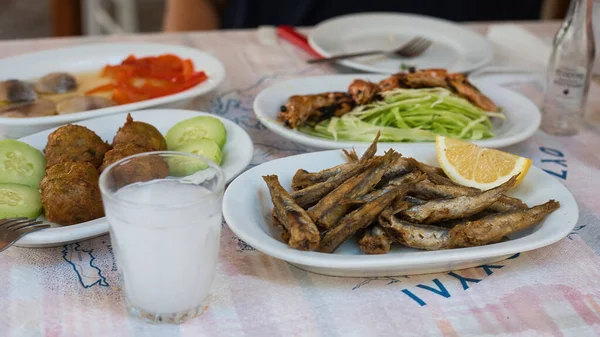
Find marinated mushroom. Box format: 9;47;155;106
56;95;115;115
35;72;77;94
0;99;56;118
0;79;38;103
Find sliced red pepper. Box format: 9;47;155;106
95;53;209;105
85;83;115;95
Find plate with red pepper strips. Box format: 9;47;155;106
0;42;225;138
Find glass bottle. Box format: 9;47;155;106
541;0;595;136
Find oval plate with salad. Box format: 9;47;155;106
253;72;541;149
9;109;252;248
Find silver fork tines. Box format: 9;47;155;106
0;217;50;253
395;37;433;57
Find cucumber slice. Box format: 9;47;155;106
166;116;227;150
0;140;46;188
0;183;42;219
168;139;223;177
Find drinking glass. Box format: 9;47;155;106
99;151;224;324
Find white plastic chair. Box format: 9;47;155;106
82;0;139;35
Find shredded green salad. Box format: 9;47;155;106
298;87;504;142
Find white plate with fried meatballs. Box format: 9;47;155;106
15;109;253;247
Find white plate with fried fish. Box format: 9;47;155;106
223;146;578;277
253;73;541;150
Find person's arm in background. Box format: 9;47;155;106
163;0;221;31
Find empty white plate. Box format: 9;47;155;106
0;42;226;139
253;74;541;150
308;13;493;74
15;109;253;248
223;146;578;277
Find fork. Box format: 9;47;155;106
307;37;432;64
0;218;50;253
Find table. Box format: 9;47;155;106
2;21;600;337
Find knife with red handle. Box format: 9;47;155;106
276;25;322;59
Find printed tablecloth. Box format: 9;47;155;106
2;23;600;337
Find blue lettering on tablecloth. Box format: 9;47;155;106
539;147;568;180
374;253;522;307
416;279;451;298
62;243;109;288
447;272;482;290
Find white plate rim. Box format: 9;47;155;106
308;12;494;74
253;74;541;150
222;148;579;271
0;42;226;126
15;108;254;247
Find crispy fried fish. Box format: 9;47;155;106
401;175;518;224
291;133;380;191
379;213;452;251
350;172;425;205
263;175;320;251
412;179;527;213
450;200;560;247
381;156;416;182
319;183;409;253
292;160;370;208
308;151;394;229
387;170;423;187
359;225;392;254
380;199;559;250
272;215;291;243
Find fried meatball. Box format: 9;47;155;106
98;143;149;173
41;162;104;225
112;114;167;151
44;124;111;168
111;154;170;188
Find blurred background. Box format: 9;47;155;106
0;0;570;40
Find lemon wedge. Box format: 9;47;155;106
435;136;532;190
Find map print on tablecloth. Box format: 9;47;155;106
62;243;109;288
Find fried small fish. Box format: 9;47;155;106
401;175;517;224
349;172;425;205
290;133;380;191
291;165;349;191
319;183;409;253
263;175;320;251
411;159;448;178
388;170;425;187
412;179;527;213
308;151;394;229
292;160;370;208
450;200;560;247
272;215;291;243
359;225;392;254
379;214;451;251
381;156;416;182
